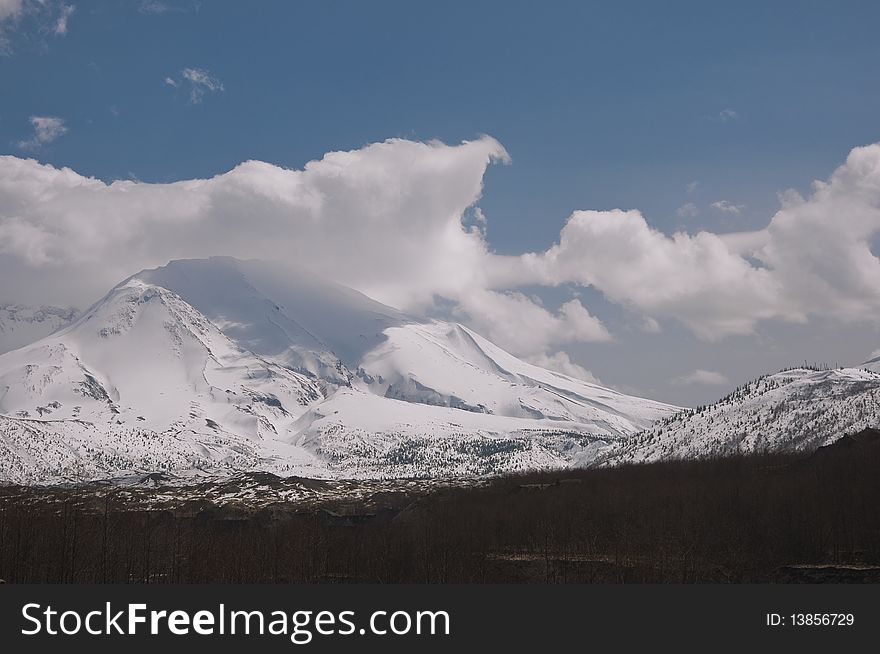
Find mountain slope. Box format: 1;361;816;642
137;258;675;437
290;387;623;478
600;367;880;465
0;277;330;483
0;305;78;355
355;320;671;433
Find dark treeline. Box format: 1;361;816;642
1;431;879;583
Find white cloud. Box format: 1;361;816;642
2;137;604;357
455;291;610;356
492;141;880;339
676;202;698;219
16;116;67;149
711;200;744;214
686;181;699;195
497;207;780;339
673;369;730;386
718;108;738;122
0;136;609;358
165;67;224;103
525;351;601;384
5;137;880;355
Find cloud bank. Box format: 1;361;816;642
2;137;880;364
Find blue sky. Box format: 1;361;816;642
3;0;880;405
5;1;880;243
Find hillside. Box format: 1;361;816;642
601;367;880;465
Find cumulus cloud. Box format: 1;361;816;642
165;67;224;103
4;136;880;359
673;369;730;386
491;141;880;339
1;137;604;357
16;116;67;149
497;208;780;339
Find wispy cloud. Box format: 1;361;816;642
717;108;738;122
685;180;699;195
0;1;74;54
138;0;195;15
182;67;224;102
0;0;24;54
165;67;224;103
138;0;171;13
711;200;744;215
16;115;67;149
676;202;698;219
52;3;73;35
673;369;730;386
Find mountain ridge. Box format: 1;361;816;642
600;366;880;466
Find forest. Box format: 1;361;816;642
1;429;878;584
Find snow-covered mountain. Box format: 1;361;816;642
0;304;78;355
134;257;404;383
0;257;677;483
600;367;880;466
0;275;332;483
